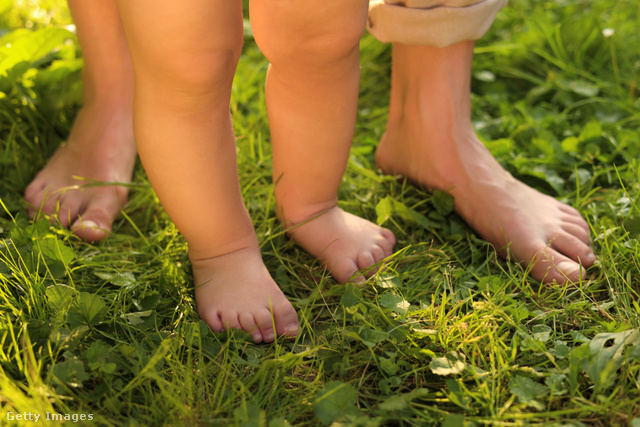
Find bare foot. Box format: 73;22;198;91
375;41;595;284
285;206;396;283
192;245;299;343
377;127;595;283
24;103;136;242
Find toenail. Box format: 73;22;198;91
557;261;580;277
584;253;597;264
284;324;299;335
264;333;275;342
252;334;262;343
76;220;99;229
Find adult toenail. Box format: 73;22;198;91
78;220;99;229
284;324;299;335
557;261;580;277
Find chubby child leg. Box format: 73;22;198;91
251;0;396;283
24;0;136;242
116;0;298;342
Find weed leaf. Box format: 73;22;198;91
340;285;363;308
442;413;466;427
573;329;640;392
509;375;549;410
45;284;76;312
545;373;568;396
0;27;72;75
67;292;108;328
431;190;454;216
38;238;74;277
430;351;466;376
122;310;153;326
52;358;89;388
313;381;360;425
375;196;439;230
95;271;137;289
379;292;410;314
357;327;390;347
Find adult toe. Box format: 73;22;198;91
551;232;596;267
529;248;585;284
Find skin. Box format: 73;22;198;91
375;41;596;284
114;0;394;342
251;0;396;283
24;0;136;242
25;2;593;346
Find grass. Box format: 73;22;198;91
1;0;640;425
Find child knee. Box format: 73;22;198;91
135;44;242;99
253;13;365;68
268;31;362;69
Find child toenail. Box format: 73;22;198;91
252;334;262;343
264;333;275;342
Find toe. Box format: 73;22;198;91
558;203;582;217
371;245;386;264
561;222;591;245
379;228;396;253
58;199;82;228
356;252;376;270
272;300;299;340
253;308;276;343
551;258;586;283
25;182;47;217
72;219;109;242
551;232;596;267
71;190;125;242
529;248;585;284
200;309;225;333
40;194;60;216
329;259;361;283
239;312;262;343
219;311;242;332
24;179;45;201
561;211;590;232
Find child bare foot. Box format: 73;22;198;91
192;245;299;343
376;42;596;284
24;104;136;242
285;206;396;283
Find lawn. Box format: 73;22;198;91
1;0;640;425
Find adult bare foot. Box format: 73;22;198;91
192;245;299;344
24;0;136;242
24;103;136;242
376;41;595;284
284;206;396;283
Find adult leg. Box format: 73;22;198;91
24;0;136;242
251;0;396;283
116;0;298;343
372;1;595;283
